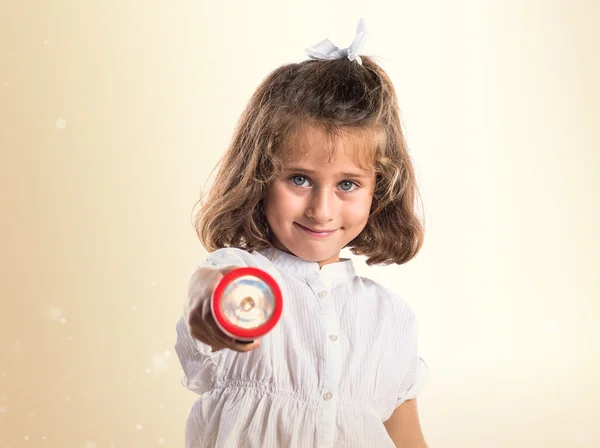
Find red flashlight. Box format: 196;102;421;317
211;267;283;344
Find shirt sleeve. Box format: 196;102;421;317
174;316;222;394
395;315;430;407
196;247;248;270
174;248;249;394
398;356;430;403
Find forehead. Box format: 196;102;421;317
281;123;379;171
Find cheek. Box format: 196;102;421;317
265;184;297;218
264;190;277;222
345;194;373;220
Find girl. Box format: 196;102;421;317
175;20;430;448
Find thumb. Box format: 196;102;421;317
218;265;243;276
212;265;243;289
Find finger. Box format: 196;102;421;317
187;308;210;343
201;297;235;347
229;339;261;353
188;301;227;349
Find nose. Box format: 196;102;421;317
305;187;337;224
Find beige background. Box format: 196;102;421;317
1;1;599;447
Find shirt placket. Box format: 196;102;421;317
311;273;342;448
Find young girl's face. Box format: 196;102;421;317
264;126;376;267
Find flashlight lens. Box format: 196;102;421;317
218;275;276;329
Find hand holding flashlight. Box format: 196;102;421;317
185;265;283;353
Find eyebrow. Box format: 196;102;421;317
283;167;370;178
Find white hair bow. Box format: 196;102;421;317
305;18;367;65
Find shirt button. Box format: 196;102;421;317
323;392;333;401
318;291;328;298
329;334;338;342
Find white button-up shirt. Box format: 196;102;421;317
175;247;429;448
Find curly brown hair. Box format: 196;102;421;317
193;56;425;266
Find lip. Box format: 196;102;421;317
294;222;338;237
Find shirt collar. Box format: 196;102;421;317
255;246;356;285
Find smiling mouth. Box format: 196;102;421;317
294;223;338;236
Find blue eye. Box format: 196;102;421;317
339;181;356;191
291;175;308;186
287;175;358;192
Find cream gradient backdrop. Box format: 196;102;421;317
1;1;599;447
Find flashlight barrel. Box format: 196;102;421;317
210;267;283;344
